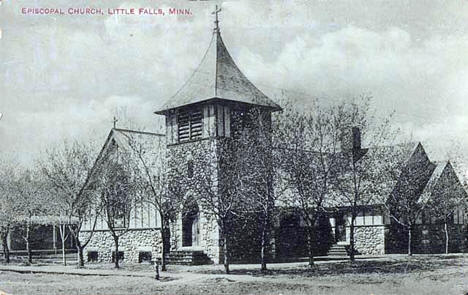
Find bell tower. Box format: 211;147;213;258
154;6;281;263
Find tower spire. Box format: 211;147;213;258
155;3;282;114
212;5;222;33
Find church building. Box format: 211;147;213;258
80;11;468;264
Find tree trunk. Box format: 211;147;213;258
59;224;67;266
78;246;84;268
62;240;67;266
161;230;167;272
407;225;412;256
223;234;230;274
26;222;32;264
1;231;10;264
74;234;85;268
219;221;230;274
307;226;315;267
260;218;268;272
349;214;356;262
113;235;120;269
160;215;167;272
70;218;98;268
444;222;449;255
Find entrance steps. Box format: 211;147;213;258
327;244;349;256
166;250;212;265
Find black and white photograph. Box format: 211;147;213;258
0;0;468;294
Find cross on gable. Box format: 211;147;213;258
113;116;118;129
212;5;222;32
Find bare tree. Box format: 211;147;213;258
10;168;48;264
275;102;343;267
235;108;280;272
187;139;243;274
331;97;400;261
124;131;182;271
0;160;17;263
97;149;136;269
424;161;468;254
40;140;99;267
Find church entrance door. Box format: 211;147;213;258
335;213;347;243
182;199;200;247
191;214;200;247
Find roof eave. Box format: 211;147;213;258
155;97;282;115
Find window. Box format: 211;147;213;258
178;109;203;142
187;160;194;178
138;251;152;263
455;209;465;225
113;200;128;228
87;251;98;262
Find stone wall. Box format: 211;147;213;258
171;209;220;263
198;212;220;262
167;139;221;264
353;225;385;255
81;229;163;263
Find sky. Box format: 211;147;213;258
1;0;468;171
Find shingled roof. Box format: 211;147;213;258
418;161;468;204
85;128;166;188
155;29;281;114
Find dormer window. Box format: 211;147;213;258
178;108;203;142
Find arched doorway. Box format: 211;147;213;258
182;199;200;247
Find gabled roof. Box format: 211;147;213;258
324;142;425;207
112;128;165;155
419;161;468;204
420;161;448;200
275;142;425;208
84;128;165;189
155;30;281;114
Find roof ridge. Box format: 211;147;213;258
114;128;165;137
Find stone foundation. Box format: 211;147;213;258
354;226;385;255
81;228;163;263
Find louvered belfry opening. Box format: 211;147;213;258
177;108;203;142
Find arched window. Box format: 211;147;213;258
187;160;194;179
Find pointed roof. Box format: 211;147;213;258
84;128;165;190
155;29;281;114
418;161;468;204
418;161;449;203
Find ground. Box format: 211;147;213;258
0;255;467;295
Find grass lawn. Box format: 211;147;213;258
0;255;467;295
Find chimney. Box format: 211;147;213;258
342;127;361;151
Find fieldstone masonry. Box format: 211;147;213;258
354;226;385;255
173;210;220;263
81;229;163;263
166;139;222;264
